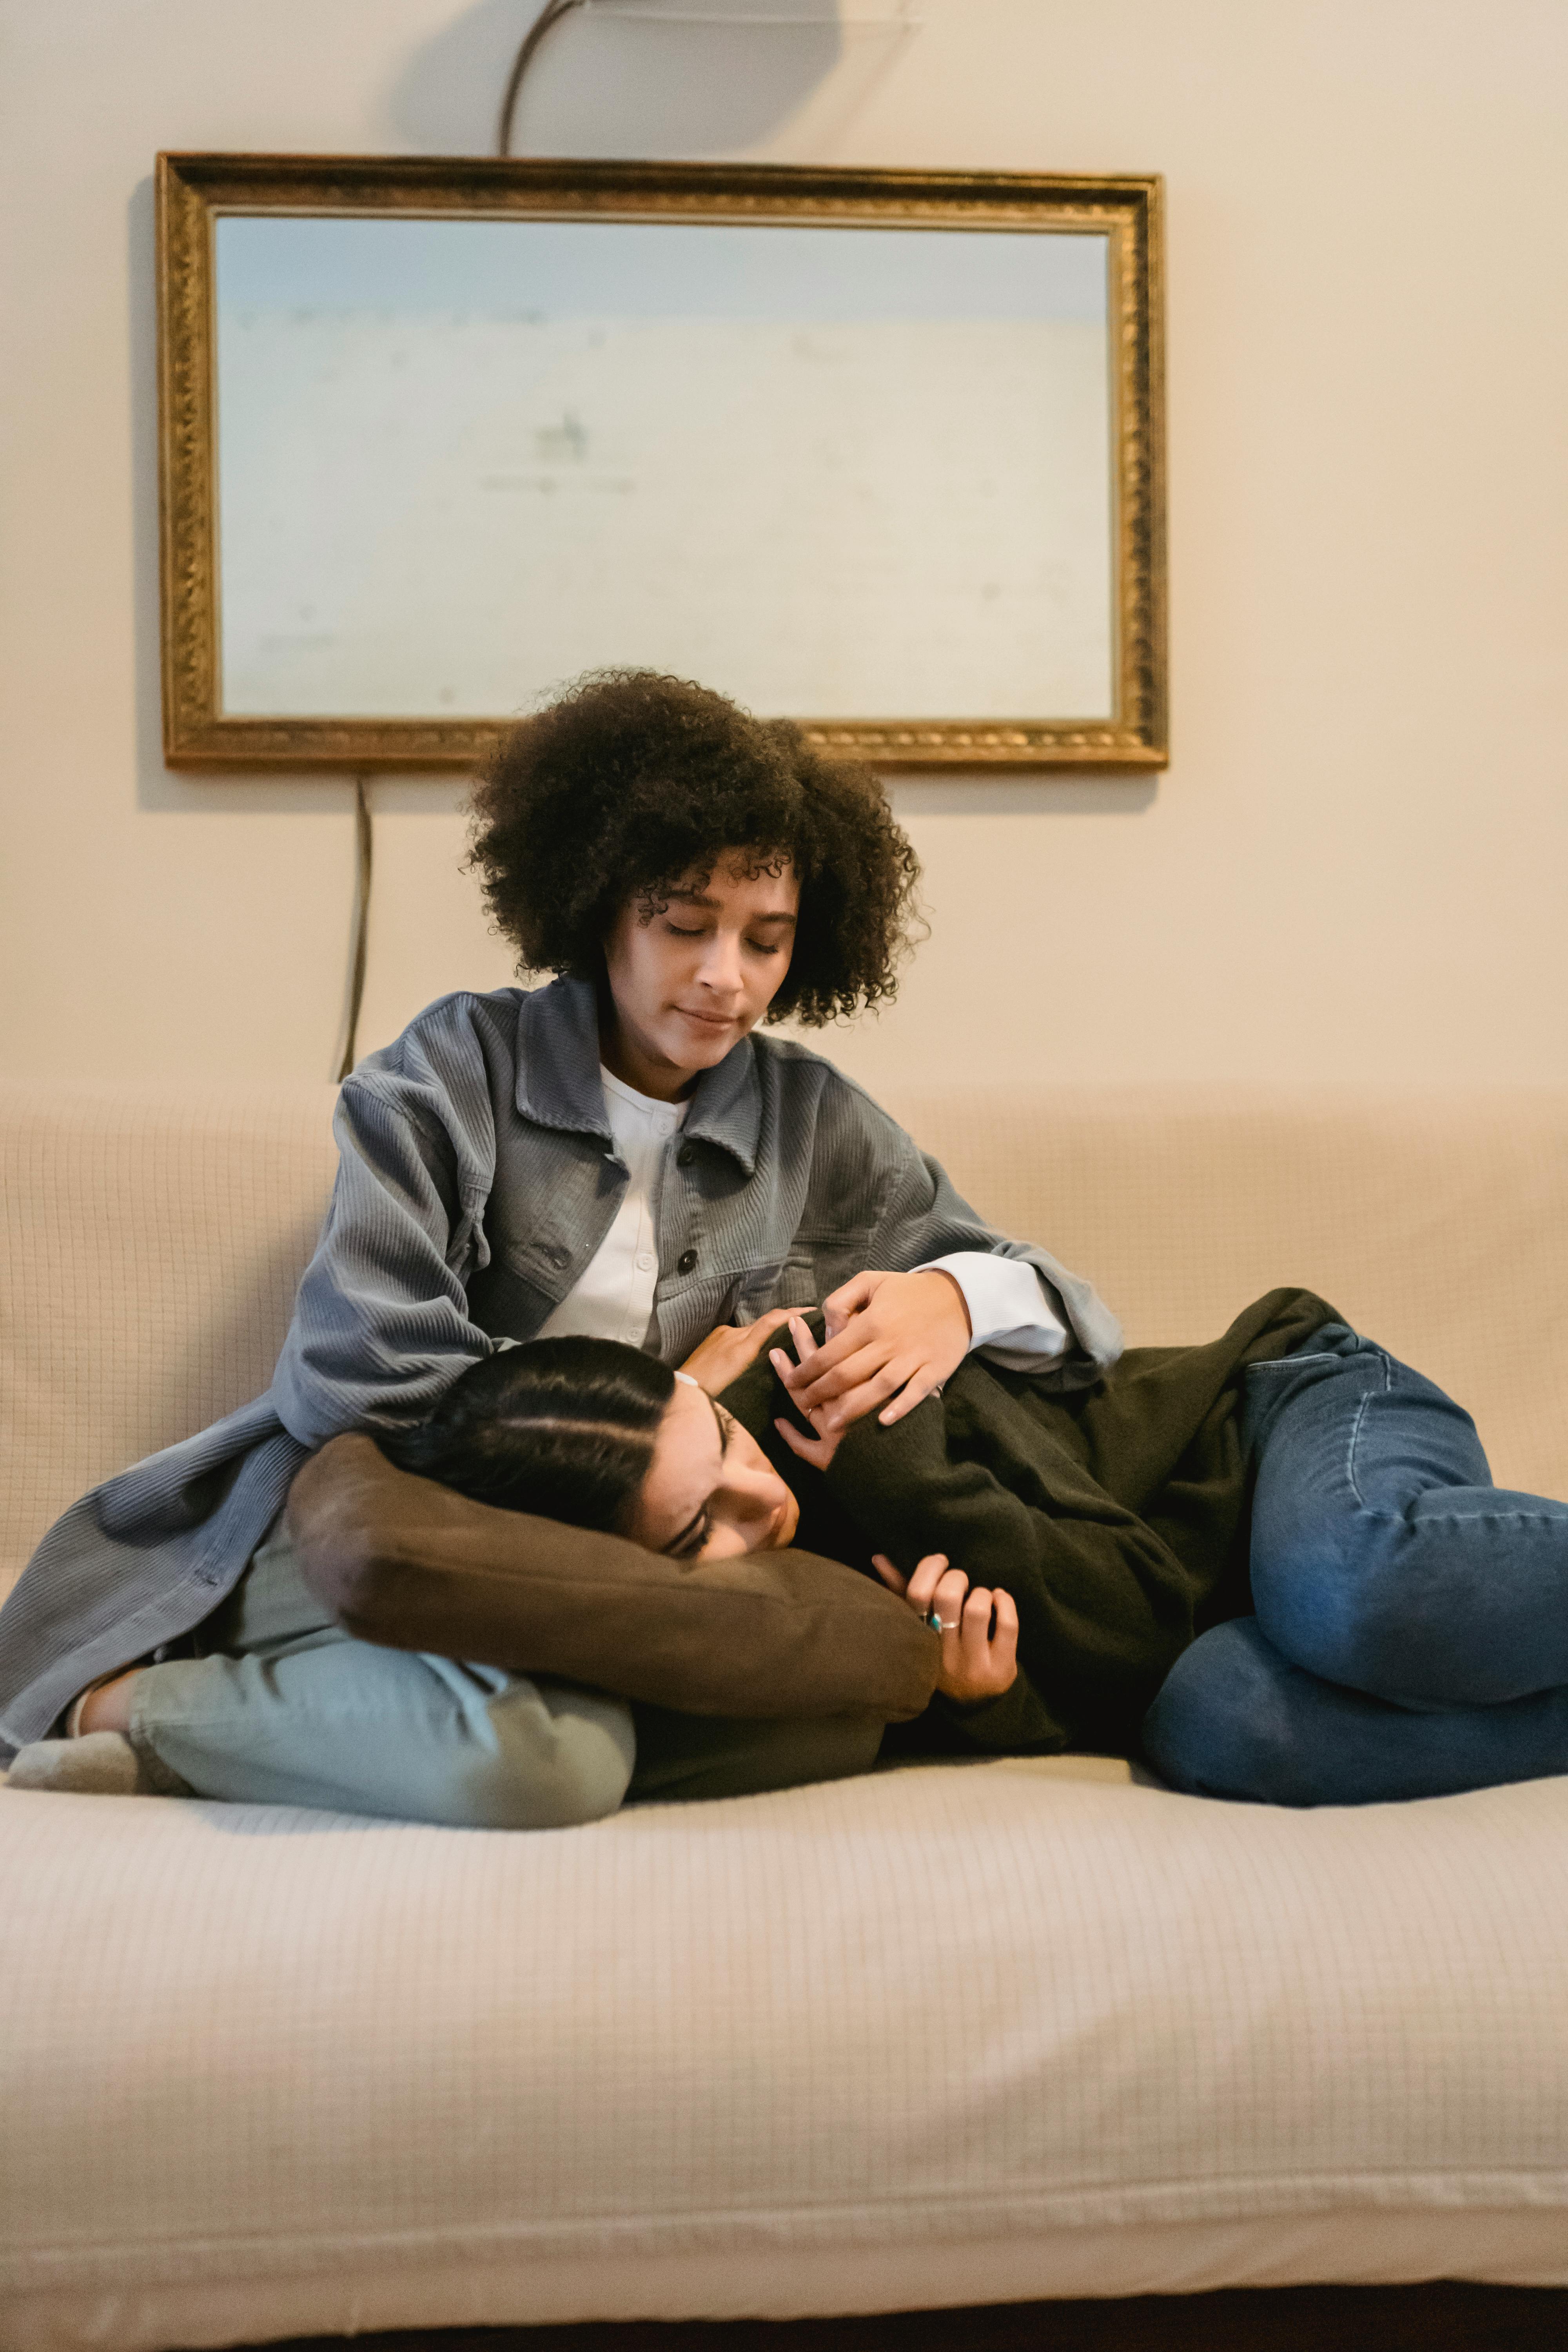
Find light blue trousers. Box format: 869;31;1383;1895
129;1531;637;1828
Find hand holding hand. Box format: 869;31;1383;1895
680;1307;801;1397
769;1267;970;1436
770;1314;847;1472
873;1552;1019;1706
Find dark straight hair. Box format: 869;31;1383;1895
381;1337;676;1534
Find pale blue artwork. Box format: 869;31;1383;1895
213;214;1115;722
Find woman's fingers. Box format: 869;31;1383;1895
950;1585;1019;1701
990;1587;1020;1681
821;1269;882;1340
787;1346;924;1425
875;1365;946;1426
747;1305;803;1348
877;1558;1018;1702
960;1582;995;1661
904;1553;955;1620
871;1552;909;1597
818;1358;922;1429
681;1305;805;1393
773;1415;839;1471
778;1331;884;1408
927;1564;970;1637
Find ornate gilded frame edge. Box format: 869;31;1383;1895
157;152;1167;775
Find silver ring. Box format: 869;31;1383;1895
926;1611;953;1634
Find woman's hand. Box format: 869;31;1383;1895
679;1307;800;1397
872;1551;1018;1706
770;1267;970;1434
770;1316;847;1472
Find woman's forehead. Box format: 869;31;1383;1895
641;1382;725;1540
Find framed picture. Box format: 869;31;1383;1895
158;152;1165;771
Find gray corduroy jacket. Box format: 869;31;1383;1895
0;978;1122;1757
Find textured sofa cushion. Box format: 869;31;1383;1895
5;1081;1568;2349
3;1760;1566;2352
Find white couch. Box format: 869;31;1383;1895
4;1080;1568;2352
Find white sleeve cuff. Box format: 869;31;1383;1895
917;1252;1070;1370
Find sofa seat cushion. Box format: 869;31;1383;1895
4;1757;1567;2352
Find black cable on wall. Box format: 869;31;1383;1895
336;777;374;1082
334;5;577;1082
498;0;588;157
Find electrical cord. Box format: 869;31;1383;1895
335;776;374;1082
498;0;589;157
332;2;579;1080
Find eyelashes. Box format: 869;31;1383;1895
664;924;780;956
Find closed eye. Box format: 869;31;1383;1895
663;1399;734;1558
665;1510;710;1560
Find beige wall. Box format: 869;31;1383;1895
2;0;1565;1092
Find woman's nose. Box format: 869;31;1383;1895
695;932;744;995
722;1461;786;1519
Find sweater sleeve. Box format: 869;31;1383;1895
270;1011;505;1447
933;1667;1073;1755
822;1376;1202;1753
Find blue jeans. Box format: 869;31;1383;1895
1142;1326;1568;1805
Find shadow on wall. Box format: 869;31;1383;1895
384;0;846;159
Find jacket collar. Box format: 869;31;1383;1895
514;975;762;1176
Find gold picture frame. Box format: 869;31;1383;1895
158;151;1166;773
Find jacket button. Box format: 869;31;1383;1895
547;1244;570;1269
676;1248;698;1275
677;1145;695;1168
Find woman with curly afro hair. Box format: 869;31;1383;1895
3;671;1120;1827
456;671;1117;1426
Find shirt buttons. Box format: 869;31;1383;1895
636;1253;653;1272
677;1248;698;1275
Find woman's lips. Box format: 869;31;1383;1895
674;1005;735;1030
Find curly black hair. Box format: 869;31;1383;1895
466;670;922;1025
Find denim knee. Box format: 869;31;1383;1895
1142;1620;1334;1808
1249;1518;1425;1697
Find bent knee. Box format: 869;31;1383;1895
1142;1621;1328;1807
466;1690;637;1830
1251;1536;1420;1697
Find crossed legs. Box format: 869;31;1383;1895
1143;1327;1568;1805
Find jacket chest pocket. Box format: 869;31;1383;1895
731;1254;819;1322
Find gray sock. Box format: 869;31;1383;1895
5;1732;165;1796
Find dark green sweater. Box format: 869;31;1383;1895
722;1287;1338;1758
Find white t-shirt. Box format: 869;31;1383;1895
534;1067;689;1349
536;1066;1069;1368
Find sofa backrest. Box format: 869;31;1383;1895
5;1079;1567;1597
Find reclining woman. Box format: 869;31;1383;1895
292;1293;1568;1812
0;671;1118;1822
